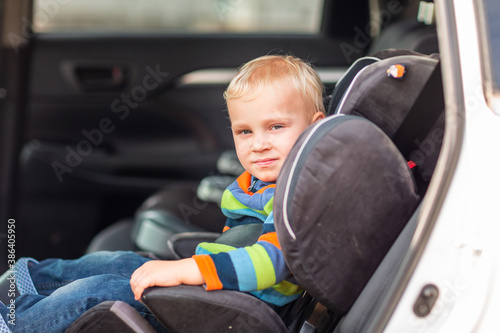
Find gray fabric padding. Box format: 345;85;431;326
274;115;420;314
142;285;288;333
334;206;420;333
409;112;445;185
335;55;438;139
333;54;443;195
328;57;380;115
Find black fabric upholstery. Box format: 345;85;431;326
86;219;138;254
134;181;226;234
327;56;380;115
274;115;420;314
88;180;226;258
167;232;220;259
129;183;225;258
85;181;227;257
65;301;156;333
334;55;438;138
332;53;443;195
142;286;287;333
370;48;440;60
334;206;420;333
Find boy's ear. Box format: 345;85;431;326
312;111;325;123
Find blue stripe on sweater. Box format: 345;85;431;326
211;252;239;290
227;248;258;291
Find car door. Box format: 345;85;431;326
2;0;370;262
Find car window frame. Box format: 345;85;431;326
366;0;467;331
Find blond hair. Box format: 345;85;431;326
224;55;325;115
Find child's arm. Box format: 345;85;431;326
192;212;295;293
130;258;205;300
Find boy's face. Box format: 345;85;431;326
228;86;324;183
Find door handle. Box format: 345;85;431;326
74;65;126;91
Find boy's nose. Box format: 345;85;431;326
251;133;271;152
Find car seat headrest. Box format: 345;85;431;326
329;51;444;195
274;115;420;314
332;53;439;137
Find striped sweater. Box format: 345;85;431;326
192;171;303;306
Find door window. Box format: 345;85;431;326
33;0;324;34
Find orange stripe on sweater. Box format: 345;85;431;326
235;171;276;195
258;231;281;249
255;184;276;194
236;172;253;195
192;255;223;290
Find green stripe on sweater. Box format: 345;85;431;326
246;244;276;290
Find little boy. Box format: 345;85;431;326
0;54;325;332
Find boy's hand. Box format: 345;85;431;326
130;258;205;300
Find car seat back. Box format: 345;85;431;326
285;51;444;331
273;51;445;327
274;115;420;314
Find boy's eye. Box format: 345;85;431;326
239;129;251;135
271;124;284;130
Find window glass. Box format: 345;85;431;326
33;0;324;34
483;0;500;91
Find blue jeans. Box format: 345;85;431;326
0;251;168;333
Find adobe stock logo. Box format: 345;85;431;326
51;65;169;182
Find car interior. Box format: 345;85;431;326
0;0;446;332
64;49;444;333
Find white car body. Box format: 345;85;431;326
381;0;500;331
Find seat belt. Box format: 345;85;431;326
391;62;444;162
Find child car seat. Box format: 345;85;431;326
65;51;445;333
66;115;420;333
